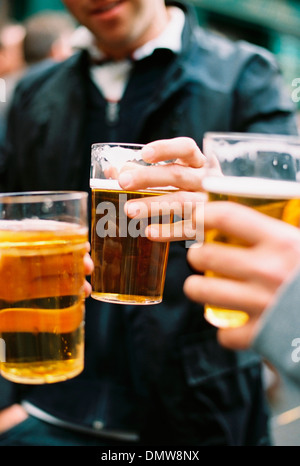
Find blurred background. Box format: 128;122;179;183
0;0;300;446
1;0;300;113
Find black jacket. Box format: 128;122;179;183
0;1;298;445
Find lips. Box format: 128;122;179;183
91;1;124;15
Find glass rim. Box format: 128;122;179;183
91;142;145;150
204;132;300;144
0;191;88;204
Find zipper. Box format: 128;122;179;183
106;100;120;126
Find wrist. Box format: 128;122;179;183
0;404;28;434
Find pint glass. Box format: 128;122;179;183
0;191;88;384
90;143;172;305
202;132;300;328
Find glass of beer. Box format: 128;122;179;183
202;132;300;328
0;191;88;384
90;143;172;305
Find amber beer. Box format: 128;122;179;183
0;219;88;384
202;175;300;328
91;180;170;304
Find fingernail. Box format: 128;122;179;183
146;226;160;238
126;202;141;217
142;146;155;162
119;172;133;189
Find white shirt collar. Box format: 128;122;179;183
132;7;185;60
71;6;185;62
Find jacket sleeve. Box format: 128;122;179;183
252;269;300;386
0;81;23;193
0;376;20;410
232;44;299;135
0;60;61;193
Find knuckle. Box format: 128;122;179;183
258;253;293;286
212;203;234;229
184;136;198;150
197;244;215;268
186;138;202;160
174;189;189;203
170;163;187;184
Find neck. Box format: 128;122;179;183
96;6;171;61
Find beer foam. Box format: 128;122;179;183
0;218;83;231
207;140;300;162
98;145;141;170
202;176;300;199
89;178;177;192
90;179;122;190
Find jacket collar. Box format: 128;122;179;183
26;0;202;127
72;5;186;63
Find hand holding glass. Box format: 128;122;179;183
90;143;173;305
0;191;88;384
202;133;300;328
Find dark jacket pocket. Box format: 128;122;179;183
179;330;270;446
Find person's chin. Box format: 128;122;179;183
90;0;128;23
